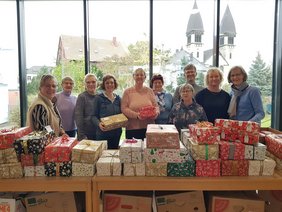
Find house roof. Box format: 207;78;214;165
58;35;128;63
186;1;204;35
220;5;236;36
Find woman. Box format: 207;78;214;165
56;76;77;137
168;83;207;134
150;74;173;124
27;74;65;136
93;74;122;149
195;68;231;123
75;73;98;141
121;68;159;140
227;65;265;123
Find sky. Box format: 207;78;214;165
0;0;276;89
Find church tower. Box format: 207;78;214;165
219;4;236;65
186;0;204;62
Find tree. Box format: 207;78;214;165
248;52;272;96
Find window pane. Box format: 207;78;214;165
89;0;150;94
219;0;275;127
0;1;19;127
24;1;85;100
153;0;214;93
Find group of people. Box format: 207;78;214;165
26;64;265;149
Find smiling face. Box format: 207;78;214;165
152;79;163;92
184;68;197;84
207;70;222;87
133;69;146;85
180;85;194;101
104;77;116;93
85;75;97;94
230;67;244;86
40;78;57;100
62;79;74;94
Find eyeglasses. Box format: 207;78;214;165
181;90;193;93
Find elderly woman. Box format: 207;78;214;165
121;68;159;140
75;73;98;141
168;83;207;134
227;65;265;123
56;76;77;137
27;74;65;136
93;74;122;149
150;74;173;124
195;67;231;123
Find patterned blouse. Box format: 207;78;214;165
168;100;207;134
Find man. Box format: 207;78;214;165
173;64;204;104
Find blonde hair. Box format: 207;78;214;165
133;68;146;78
205;67;223;86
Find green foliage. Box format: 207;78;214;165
196;72;205;87
248;52;272;96
165;82;175;94
8;107;20;127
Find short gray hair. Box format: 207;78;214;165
179;83;194;94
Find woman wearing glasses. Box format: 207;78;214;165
227;65;265;123
168;83;207;134
150;74;173;124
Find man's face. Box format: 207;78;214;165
184;68;197;84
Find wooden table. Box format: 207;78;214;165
0;176;92;212
92;170;282;212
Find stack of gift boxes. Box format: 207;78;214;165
73;140;107;176
145;124;195;177
265;133;282;170
0;127;32;179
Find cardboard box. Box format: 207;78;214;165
208;191;265;212
103;192;152;212
101;113;128;131
25;192;77;212
258;190;282;212
155;191;206;212
0;198;25;212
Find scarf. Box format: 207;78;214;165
156;91;166;112
228;82;249;118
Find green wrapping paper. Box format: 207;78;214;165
167;154;196;177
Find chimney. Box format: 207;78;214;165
112;37;118;47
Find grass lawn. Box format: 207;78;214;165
261;114;271;127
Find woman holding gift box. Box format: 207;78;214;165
121;68;160;140
75;73;98;141
227;65;265;124
168;83;207;134
195;68;231;123
27;74;65;137
150;74;173;124
93;74;122;149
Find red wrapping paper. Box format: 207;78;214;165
219;141;245;160
196;160;221;177
189;124;220;144
20;152;45;166
44;136;78;162
0;127;32;149
265;134;282;159
139;105;156;119
221;160;249;176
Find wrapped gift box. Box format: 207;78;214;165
196;160;221;177
120;139;143;163
248;157;276;176
189;123;220;144
45;136;78;162
146;124;180;149
71;140;104;164
44;161;72;177
24;165;45;177
145;162;167;176
143;141;188;163
237;131;259;145
101;113;128;131
266;150;282;170
186;138;219;160
20;153;45;166
167;154;196;177
181;130;190;148
0;162;23;179
0;126;32;149
0;148;18;164
72;162;96;176
123;163;145;176
139;105;157;119
221;160;249;176
14;131;51;155
215;119;260;133
219;141;245;160
96;157;121;176
100;149;119;158
244;143;266;160
265;134;282;159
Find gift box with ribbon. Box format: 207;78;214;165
221;160;249;176
248;157;276;176
96;150;121;176
119;138;143;163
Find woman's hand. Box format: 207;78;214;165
99;122;107;131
